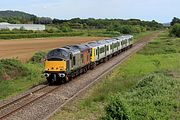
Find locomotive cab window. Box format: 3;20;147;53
47;49;68;60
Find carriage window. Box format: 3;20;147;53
100;47;105;53
73;56;76;65
106;46;109;51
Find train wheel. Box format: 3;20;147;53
67;74;72;81
47;78;54;85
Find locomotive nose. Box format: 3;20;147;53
44;60;66;72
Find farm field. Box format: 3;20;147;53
49;31;180;120
0;37;107;61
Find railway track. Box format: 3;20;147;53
0;85;60;120
0;32;159;120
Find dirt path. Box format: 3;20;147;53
0;37;107;61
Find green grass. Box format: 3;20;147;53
102;73;180;120
0;60;44;100
50;31;180;120
133;31;156;43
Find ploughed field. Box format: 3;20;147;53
0;37;107;61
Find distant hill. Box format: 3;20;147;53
0;10;37;24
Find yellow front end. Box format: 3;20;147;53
44;60;66;72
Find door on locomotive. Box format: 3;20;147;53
72;44;91;67
64;45;81;71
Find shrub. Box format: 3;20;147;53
169;23;180;37
0;59;29;80
30;51;47;63
102;73;180;120
107;25;145;34
60;25;73;32
102;95;131;120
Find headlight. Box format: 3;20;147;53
58;73;65;78
44;73;50;77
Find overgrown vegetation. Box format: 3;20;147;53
169;23;180;37
169;17;180;37
29;51;47;63
49;31;180;120
170;17;180;26
0;57;45;99
103;73;180;120
0;59;29;81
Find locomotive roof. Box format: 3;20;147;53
47;48;69;59
63;45;79;52
72;44;90;51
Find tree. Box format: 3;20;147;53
34;17;52;24
169;23;180;37
170;17;180;26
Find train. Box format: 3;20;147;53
44;35;133;84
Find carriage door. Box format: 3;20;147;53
70;53;73;70
105;45;107;57
97;47;100;59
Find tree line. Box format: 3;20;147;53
0;10;164;35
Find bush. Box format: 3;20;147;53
169;23;180;37
107;25;145;34
0;59;29;80
102;73;180;120
102;96;131;120
60;25;73;32
30;51;47;63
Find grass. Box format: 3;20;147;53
50;31;180;120
0;59;44;100
102;73;180;120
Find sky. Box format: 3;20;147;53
0;0;180;23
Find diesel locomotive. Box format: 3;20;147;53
44;35;133;84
